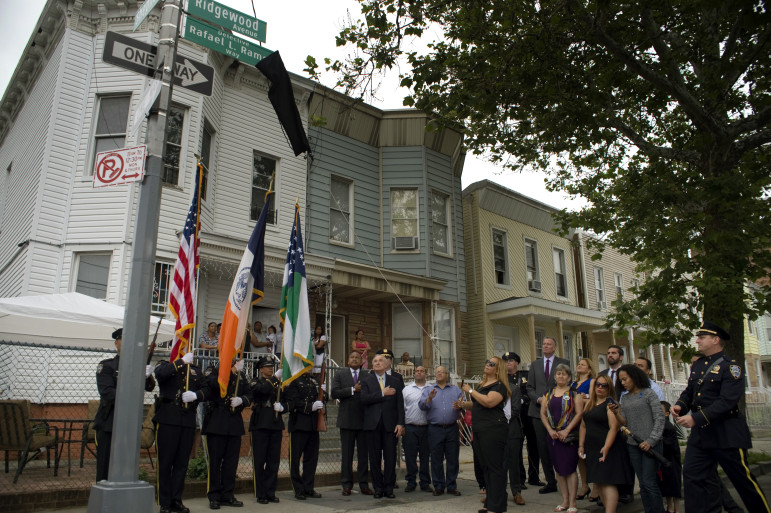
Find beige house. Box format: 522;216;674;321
461;181;605;375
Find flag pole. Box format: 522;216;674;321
186;159;204;398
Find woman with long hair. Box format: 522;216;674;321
461;356;510;513
311;325;327;376
573;358;595;499
578;375;633;513
541;363;584;513
351;329;371;369
609;364;665;513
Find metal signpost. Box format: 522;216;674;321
187;0;267;42
184;17;273;65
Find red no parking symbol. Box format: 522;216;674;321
96;153;125;183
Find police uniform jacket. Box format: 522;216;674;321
153;359;204;427
201;366;252;436
285;373;323;432
675;351;751;449
94;355;155;432
248;375;284;431
507;374;523;437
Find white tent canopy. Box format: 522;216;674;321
0;292;176;349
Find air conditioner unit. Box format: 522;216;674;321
528;280;542;292
598;301;607;310
393;236;419;250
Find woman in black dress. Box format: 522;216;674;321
578;375;632;513
461;356;510;513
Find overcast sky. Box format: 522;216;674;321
0;0;584;210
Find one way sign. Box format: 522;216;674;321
103;31;214;96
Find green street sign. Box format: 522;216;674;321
184;17;273;66
187;0;267;43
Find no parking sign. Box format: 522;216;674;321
93;145;147;188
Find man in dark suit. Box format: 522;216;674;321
525;336;568;494
331;351;372;496
361;353;405;498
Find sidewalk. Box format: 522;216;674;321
33;442;771;513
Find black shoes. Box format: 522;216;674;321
385;492;396;498
421;486;433;492
433;489;445;496
520;483;528;490
405;484;416;492
304;490;322;498
209;501;220;510
447;489;461;496
619;494;633;504
529;480;546;486
172;502;190;513
160;508;173;513
373;493;383;499
539;485;558;494
267;497;279;503
257;498;269;504
220;498;243;507
294;494;306;501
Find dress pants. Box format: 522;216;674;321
504;421;523;494
521;414;540;483
367;420;397;494
532;417;556;486
427;424;460;491
95;429;112;482
473;423;508;513
252;429;282;499
340;428;369;490
156;423;195;507
205;434;241;502
403;424;431;488
289;430;319;494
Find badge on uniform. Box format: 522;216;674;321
97;363;103;373
730;365;741;379
190;369;197;376
522;377;527;384
710;366;720;374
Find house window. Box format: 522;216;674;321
431;191;451;255
75;253;111;300
391;188;419;250
329;176;352;244
535;329;545;358
393;303;422;362
492;229;508;285
553;248;567;298
434;305;456;373
92;95;131;172
251;152;277;222
594;266;605;309
200;122;214;201
525;239;541;291
162;105;186;185
614;272;624;299
152;261;174;315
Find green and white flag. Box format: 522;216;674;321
280;203;313;387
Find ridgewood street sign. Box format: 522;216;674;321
184;17;273;66
103;31;214;96
187;0;267;43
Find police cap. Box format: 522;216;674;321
375;348;395;359
111;328;123;340
696;321;730;341
256;357;274;369
501;351;521;363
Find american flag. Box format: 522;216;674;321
168;163;202;361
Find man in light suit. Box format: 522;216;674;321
361;353;405;499
331;351;373;496
526;337;568;494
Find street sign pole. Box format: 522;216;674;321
87;2;181;511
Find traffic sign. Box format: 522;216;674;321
93;146;147;188
103;31;214;96
133;0;161;31
184;17;273;66
187;0;267;43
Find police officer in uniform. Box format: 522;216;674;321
673;321;770;513
153;351;204;513
202;359;252;510
249;357;285;504
93;328;155;482
285;370;325;500
502;352;526;505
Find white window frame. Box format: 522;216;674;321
594;266;606;309
492;228;509;286
152;261;174;316
89;94;131;175
614;272;624;299
535;329;545;358
430;190;452;256
552;247;568;299
329;175;354;246
434;305;456;374
390;188;420;251
74;252;112;300
251;151;278;224
525;238;541;291
392;303;423;362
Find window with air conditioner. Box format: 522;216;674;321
553;248;567;298
492;229;508;285
431;190;451;256
251;152;277;223
330;176;353;245
594;266;606;310
525;239;541;292
391;188;419;250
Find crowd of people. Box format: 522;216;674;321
92;321;768;513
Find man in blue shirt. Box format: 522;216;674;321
402;366;432;492
419;366;463;496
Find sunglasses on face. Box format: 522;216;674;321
485;360;497;367
596;383;609;389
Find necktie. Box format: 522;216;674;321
545;358;551;380
610;370;615;383
379;375;385;390
353;369;358;384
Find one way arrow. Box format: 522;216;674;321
175;59;209;88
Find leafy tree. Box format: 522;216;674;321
307;0;771;363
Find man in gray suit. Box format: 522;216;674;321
331;351;373;496
526;337;569;494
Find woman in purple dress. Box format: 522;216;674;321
541;363;584;512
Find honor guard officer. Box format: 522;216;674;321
673;321;770;513
249;357;285;504
93;328;155;482
285;369;325;500
502;352;526;505
153;351;204;513
201;359;252;510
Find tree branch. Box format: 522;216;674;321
733;126;771;156
604;115;702;165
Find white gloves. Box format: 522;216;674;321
230;397;243;408
234;360;244;372
182;352;194;364
311;400;324;411
321;383;327;392
181;391;197;403
145;365;153;377
273;403;284;412
275;369;282;380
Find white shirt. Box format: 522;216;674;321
403;382;429;425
